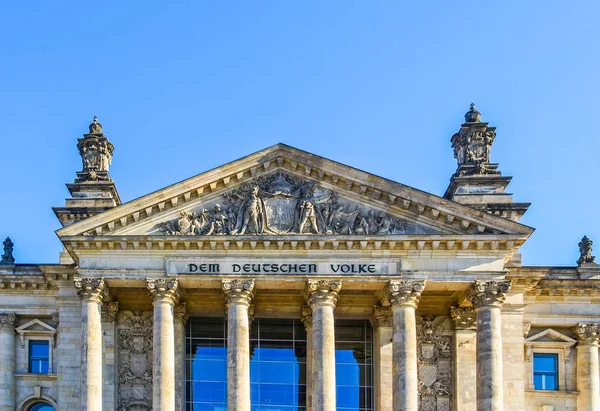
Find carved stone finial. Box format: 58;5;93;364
74;277;108;303
222;279;255;307
464;103;481;123
383;280;426;309
369;305;392;329
76;116;114;182
577;236;596;266
573;323;600;346
450;306;476;329
146;278;180;305
0;237;15;265
174;302;189;325
101;301;120;323
467;280;512;308
89;115;103;135
0;313;17;332
305;280;342;307
300;305;313;330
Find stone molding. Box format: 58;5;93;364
101;301;120;323
0;313;17;332
222;279;255;307
384;280;426;309
450;307;476;330
300;305;313;330
74;277;108;303
146;278;180;305
174;302;189;325
467;280;511;308
573;323;600;346
369;305;392;329
305;279;342;307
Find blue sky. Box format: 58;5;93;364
0;1;598;265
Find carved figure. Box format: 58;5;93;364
0;237;15;265
233;186;267;235
298;201;320;234
353;212;370;235
578;235;596;265
206;204;229;235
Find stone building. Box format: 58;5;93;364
0;106;598;411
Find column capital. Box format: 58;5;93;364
467;280;511;309
101;301;119;323
222;279;255;307
74;277;108;303
174;302;189;325
300;305;313;330
0;313;17;332
573;323;600;346
369;305;392;329
305;279;342;308
147;278;180;305
450;306;477;330
384;280;425;309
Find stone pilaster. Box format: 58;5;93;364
573;323;600;411
174;302;188;411
467;280;511;411
222;279;255;411
300;305;313;411
450;307;477;411
384;280;425;411
101;302;119;411
0;313;17;411
147;278;180;411
370;305;393;411
75;277;109;411
305;279;341;411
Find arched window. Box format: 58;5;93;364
28;403;55;411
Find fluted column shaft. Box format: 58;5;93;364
370;306;393;411
147;278;180;411
301;305;314;411
574;323;600;411
306;280;341;411
0;313;17;411
385;280;425;411
468;280;511;411
75;277;108;411
223;279;255;411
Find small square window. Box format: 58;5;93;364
533;353;558;390
29;340;49;374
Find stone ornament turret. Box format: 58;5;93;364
467;280;512;309
76;116;114;183
383;280;426;309
0;237;14;265
573;323;600;346
74;277;109;303
577;236;596;266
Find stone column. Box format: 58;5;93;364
384;280;425;411
101;302;119;411
0;313;17;411
450;307;477;411
300;305;313;411
222;279;255;411
370;305;393;411
174;302;189;411
467;280;511;411
305;279;342;411
573;323;600;411
147;278;180;411
75;277;109;411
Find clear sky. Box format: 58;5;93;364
0;1;598;266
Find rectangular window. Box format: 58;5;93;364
533;353;558;390
29;340;49;374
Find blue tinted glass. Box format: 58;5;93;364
533;354;559;390
337;385;361;408
191;358;227;382
30;341;49;358
336;363;360;386
533;354;557;372
28;403;54;411
545;375;557;390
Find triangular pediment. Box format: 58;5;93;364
57;144;533;240
16;319;56;334
526;329;576;345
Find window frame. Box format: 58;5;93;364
532;353;559;391
28;340;50;374
15;319;57;375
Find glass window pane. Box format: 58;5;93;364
533;354;557;372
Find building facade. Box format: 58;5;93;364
0;106;599;411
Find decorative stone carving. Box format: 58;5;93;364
222;279;255;306
117;310;153;411
300;305;313;330
51;312;59;327
577;236;596;266
417;315;453;411
76;116;114;182
573;323;600;346
522;322;531;338
384;280;426;309
174;302;189;325
74;277;108;303
0;313;17;332
450;307;476;330
305;279;342;307
102;301;120;323
154;172;438;236
369;305;392;329
0;237;14;265
146;278;179;305
467;280;511;308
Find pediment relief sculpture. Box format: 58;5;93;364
152;173;438;236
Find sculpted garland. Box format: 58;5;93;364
156;173;428;236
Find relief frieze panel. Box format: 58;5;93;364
152;172;438;236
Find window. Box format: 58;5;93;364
28;403;55;411
29;340;50;374
533;353;558;390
